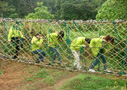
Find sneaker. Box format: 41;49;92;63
105;69;111;73
12;56;17;59
77;66;82;70
40;61;45;65
57;61;64;66
78;68;82;71
59;63;65;66
35;60;40;63
89;69;96;72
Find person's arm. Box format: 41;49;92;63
20;31;25;39
8;27;13;41
47;34;54;43
89;39;95;48
31;37;43;45
36;39;43;45
71;40;84;48
76;38;86;47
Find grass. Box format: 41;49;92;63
23;67;55;89
59;74;126;90
24;67;56;85
43;75;55;85
0;69;4;75
25;68;49;81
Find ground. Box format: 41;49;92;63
0;58;79;90
0;58;126;90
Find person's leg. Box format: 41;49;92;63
72;50;80;68
76;50;82;69
101;54;107;70
13;38;20;59
33;50;46;62
55;48;61;62
16;38;20;55
38;50;46;62
89;55;100;69
49;47;56;63
20;38;24;48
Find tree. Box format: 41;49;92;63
96;0;127;20
42;0;57;15
0;1;17;18
25;2;54;19
55;0;106;20
7;0;40;18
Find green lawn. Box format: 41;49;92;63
59;74;126;90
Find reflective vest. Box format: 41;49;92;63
89;38;103;56
70;37;85;50
47;33;58;48
8;27;24;41
31;36;43;51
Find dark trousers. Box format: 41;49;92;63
89;49;107;70
11;37;24;58
33;49;46;62
49;47;61;63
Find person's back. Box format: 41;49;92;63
89;38;103;56
8;26;24;42
47;33;58;48
31;36;43;51
70;37;85;50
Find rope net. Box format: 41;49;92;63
0;19;127;75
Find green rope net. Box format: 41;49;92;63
0;19;127;76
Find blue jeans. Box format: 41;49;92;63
90;49;107;70
33;49;46;62
49;47;61;63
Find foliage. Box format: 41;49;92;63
55;0;106;20
1;0;106;19
25;2;54;19
42;0;57;15
43;75;55;85
96;0;127;20
7;0;40;18
0;1;17;18
55;0;94;20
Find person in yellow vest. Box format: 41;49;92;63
47;31;64;65
70;37;91;70
31;33;46;63
89;35;114;72
8;21;25;59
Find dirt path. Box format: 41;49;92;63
0;60;33;90
0;59;79;90
53;74;78;89
41;74;78;90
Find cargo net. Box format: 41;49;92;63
0;19;127;75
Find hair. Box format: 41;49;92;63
58;30;64;40
35;33;40;37
16;21;19;25
109;36;114;44
85;38;91;44
104;35;110;41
